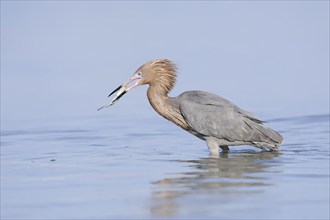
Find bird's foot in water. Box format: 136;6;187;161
220;145;229;152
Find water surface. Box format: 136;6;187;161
1;114;329;219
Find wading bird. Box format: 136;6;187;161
98;59;283;155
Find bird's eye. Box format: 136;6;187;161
137;72;142;76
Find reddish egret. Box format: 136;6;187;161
99;59;283;154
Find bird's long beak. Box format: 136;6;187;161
97;73;142;111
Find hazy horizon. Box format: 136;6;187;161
1;1;329;128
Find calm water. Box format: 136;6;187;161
1;114;329;219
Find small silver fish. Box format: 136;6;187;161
97;85;127;111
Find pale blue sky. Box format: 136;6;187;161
1;1;329;127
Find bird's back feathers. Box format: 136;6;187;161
175;91;283;150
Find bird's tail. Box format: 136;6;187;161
245;119;284;151
256;126;283;150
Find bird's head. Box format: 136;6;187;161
98;59;177;110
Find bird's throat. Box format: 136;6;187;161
147;86;189;130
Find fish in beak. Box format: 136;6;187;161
97;73;142;111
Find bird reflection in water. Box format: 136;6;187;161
150;151;281;217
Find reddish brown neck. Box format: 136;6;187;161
147;84;189;130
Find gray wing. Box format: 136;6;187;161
175;91;282;145
176;90;263;122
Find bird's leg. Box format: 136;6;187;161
220;146;229;151
206;140;220;155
